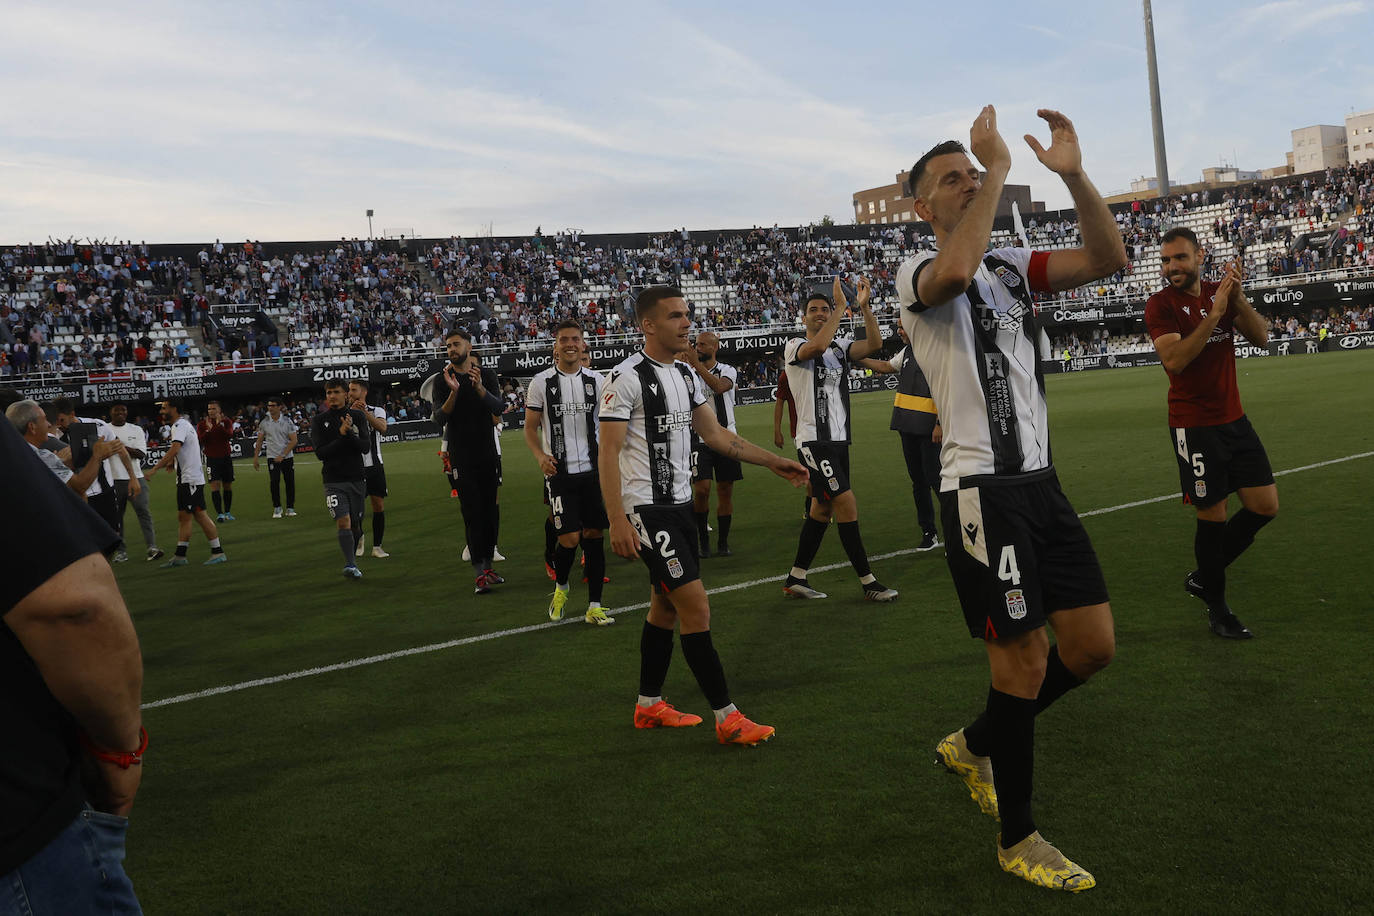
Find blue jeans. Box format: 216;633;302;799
0;807;141;915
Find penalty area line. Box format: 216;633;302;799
143;450;1374;710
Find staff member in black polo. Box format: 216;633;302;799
432;327;506;595
863;325;942;550
1;419;145;912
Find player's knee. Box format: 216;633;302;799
1065;635;1115;679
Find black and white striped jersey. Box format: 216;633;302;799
784;335;856;447
526;366;603;476
701;361;739;432
360;405;387;469
896;246;1053;490
600;351;707;509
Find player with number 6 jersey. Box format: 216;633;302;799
780;276;898;602
599;286;809;747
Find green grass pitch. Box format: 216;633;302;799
113;350;1373;913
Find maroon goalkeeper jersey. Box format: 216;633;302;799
1144;280;1244;428
197;419;235;458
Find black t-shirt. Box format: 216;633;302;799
310;406;369;483
0;422;120;874
431;363;502;468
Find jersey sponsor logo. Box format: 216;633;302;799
993;265;1022;289
667;557;684;579
1195;480;1207;499
1005;589;1027;620
654;410;693;433
552;402;595;416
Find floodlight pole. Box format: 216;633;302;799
366;209;375;239
1143;0;1171;196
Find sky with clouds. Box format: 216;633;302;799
1;0;1371;243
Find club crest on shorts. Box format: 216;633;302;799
993;265;1021;288
828;477;839;492
667;557;684;579
1195;480;1207;499
1005;589;1027;620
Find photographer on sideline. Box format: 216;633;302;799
0;419;145;913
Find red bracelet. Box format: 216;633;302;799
78;726;149;769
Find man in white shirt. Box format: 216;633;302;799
147;399;227;567
108;404;162;561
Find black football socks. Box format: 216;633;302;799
680;630;730;711
987;688;1037;848
582;537;606;604
1195;518;1228;606
1223;508;1274;567
837;520;872;578
639;621;675;698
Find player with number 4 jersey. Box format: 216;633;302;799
898;108;1125;891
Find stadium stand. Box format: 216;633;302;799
4;162;1372;376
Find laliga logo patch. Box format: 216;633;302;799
994;265;1021;289
1195;480;1207;499
1005;589;1027;620
667;557;684;579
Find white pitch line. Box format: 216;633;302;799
142;450;1374;709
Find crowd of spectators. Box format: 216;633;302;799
1;239;201;376
1047;303;1374;357
5;162;1374;379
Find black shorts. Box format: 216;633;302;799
692;442;744;483
1170;415;1274;508
176;482;207;513
797;442;851;501
627;504;701;593
547;472;609;534
365;464;388;498
325;480;366;521
939;471;1109;641
207;456;235;483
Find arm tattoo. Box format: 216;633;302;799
727;437;746;460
